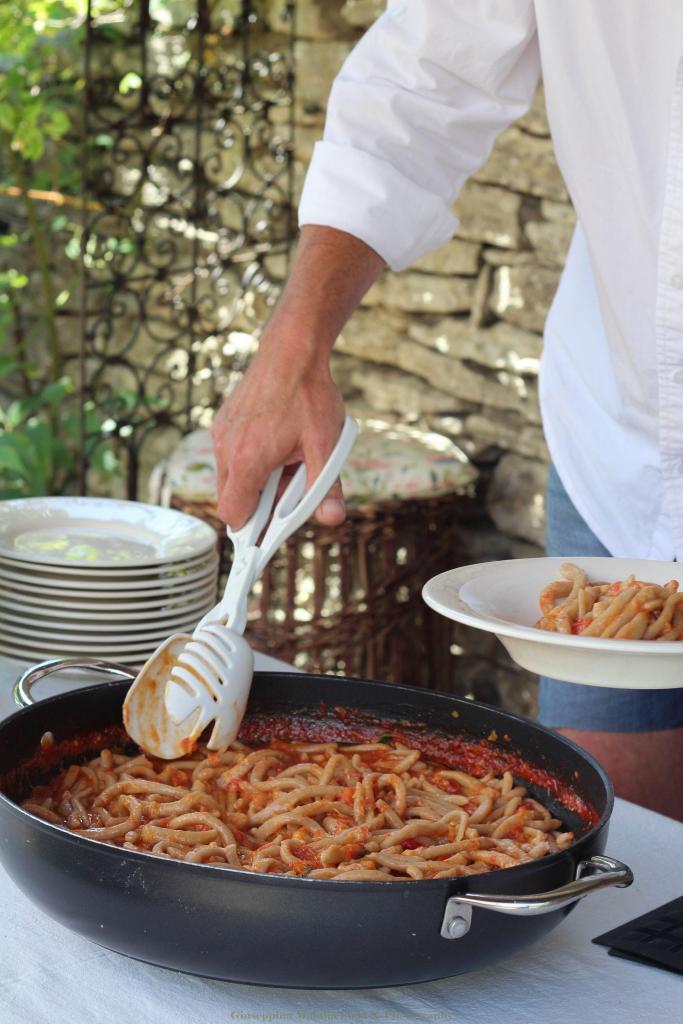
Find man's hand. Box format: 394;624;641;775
212;345;346;529
211;226;385;530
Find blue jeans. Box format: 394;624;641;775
538;464;683;732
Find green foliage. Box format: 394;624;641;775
1;3;190;500
0;0;85;383
0;2;130;499
0;377;74;498
0;310;122;498
0;2;85;167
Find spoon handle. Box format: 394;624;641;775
256;416;358;569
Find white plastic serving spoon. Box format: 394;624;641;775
123;416;359;759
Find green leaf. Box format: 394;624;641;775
21;127;44;161
0;269;29;289
47;2;70;21
45;108;70;140
40;376;74;405
21;104;42;130
0;431;42;490
94;25;126;45
119;71;142;95
0;355;18;375
0;104;14;134
59;409;82;445
4;400;29;429
89;441;120;477
64;236;80;260
0;484;31;500
15;394;49;423
0;438;26;475
24;420;54;489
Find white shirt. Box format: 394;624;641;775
299;0;683;560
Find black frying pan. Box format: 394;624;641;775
0;661;632;989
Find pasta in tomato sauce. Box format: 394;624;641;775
23;737;574;880
535;562;683;639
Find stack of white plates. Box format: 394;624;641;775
0;497;219;666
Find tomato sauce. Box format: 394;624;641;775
2;704;600;829
239;710;600;828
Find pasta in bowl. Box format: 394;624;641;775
423;556;683;688
535;562;683;640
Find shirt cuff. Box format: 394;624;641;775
298;141;459;272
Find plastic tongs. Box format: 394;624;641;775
123;416;359;759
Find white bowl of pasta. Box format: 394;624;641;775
423;557;683;688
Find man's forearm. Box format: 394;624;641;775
257;225;385;365
211;227;383;528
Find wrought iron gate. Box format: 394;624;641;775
79;0;295;497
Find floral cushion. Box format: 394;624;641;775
340;421;476;503
149;421;477;507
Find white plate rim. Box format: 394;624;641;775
0;559;218;592
0;551;218;579
0;603;214;633
0;633;187;654
0;581;216;612
0;496;216;567
0;569;217;599
422;558;683;656
0;616;208;643
0;594;214;623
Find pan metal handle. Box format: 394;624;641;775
440;855;633;939
14;657;137;708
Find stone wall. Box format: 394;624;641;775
271;0;577;714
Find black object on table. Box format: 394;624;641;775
594;895;683;975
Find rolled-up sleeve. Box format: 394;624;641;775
298;0;540;270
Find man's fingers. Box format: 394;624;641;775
216;456;270;530
219;461;345;531
304;434;347;526
316;476;346;526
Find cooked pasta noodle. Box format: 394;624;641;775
23;737;574;880
535;562;683;640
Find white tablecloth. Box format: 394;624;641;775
0;655;681;1023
